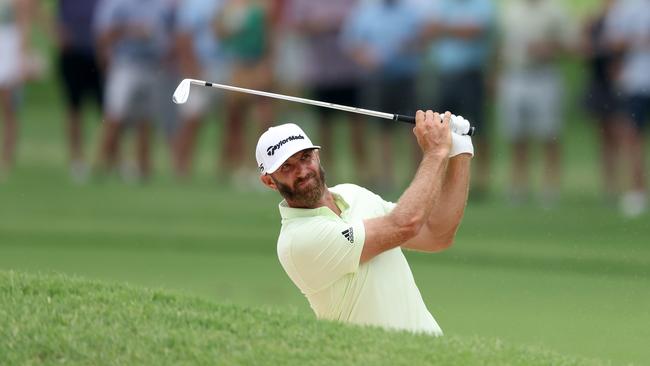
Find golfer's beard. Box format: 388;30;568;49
274;166;326;207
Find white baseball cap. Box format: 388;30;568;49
255;123;320;175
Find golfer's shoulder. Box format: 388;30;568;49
332;183;387;206
280;216;341;241
278;210;352;251
330;183;376;200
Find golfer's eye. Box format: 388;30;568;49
280;164;292;173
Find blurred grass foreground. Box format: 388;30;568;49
1;271;610;366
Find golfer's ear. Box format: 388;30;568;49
260;175;277;190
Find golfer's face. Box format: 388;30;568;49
275;149;320;190
266;148;326;207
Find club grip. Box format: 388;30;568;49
394;114;416;124
394;114;476;136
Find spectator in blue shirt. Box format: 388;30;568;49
342;0;425;191
422;0;495;199
94;0;176;181
173;0;228;178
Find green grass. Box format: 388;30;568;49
2;173;648;364
1;271;610;365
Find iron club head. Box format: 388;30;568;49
172;79;192;104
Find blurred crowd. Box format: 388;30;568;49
0;0;648;217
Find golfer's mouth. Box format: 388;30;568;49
297;176;315;188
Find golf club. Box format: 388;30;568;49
172;78;475;136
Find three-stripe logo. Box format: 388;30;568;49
341;227;354;243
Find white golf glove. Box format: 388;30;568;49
449;115;474;158
450;114;471;135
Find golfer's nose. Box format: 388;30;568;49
295;164;308;179
295;160;311;179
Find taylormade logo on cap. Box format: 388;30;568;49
255;123;319;175
266;135;305;156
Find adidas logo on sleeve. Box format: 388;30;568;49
341;228;354;243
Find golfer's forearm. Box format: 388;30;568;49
389;153;448;237
425;155;471;237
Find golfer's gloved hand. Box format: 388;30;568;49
450;114;471;135
449;115;474;158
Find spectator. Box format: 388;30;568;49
215;0;275;186
156;0;181;148
605;0;650;217
94;0;176;181
581;0;624;204
288;0;369;185
342;0;424;191
0;0;35;179
498;0;574;207
173;0;228;179
56;0;104;183
270;0;308;104
421;0;495;200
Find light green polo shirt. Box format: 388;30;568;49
277;183;443;335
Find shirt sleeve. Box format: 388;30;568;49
287;218;366;293
365;188;396;214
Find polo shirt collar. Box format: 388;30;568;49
279;189;349;219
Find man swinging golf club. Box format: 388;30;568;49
257;110;473;335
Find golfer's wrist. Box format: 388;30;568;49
423;149;450;162
449;133;474;158
450;153;472;162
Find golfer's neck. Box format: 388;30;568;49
286;187;340;216
320;189;341;216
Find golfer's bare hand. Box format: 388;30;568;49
413;110;451;158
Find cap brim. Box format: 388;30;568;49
264;145;320;175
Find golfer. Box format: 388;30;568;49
256;110;473;335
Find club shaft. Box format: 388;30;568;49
190;79;397;121
186;79;475;136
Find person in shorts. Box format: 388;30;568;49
0;0;34;179
604;0;650;217
341;0;424;190
56;0;104;182
173;0;229;179
421;0;495;199
498;0;575;206
215;0;275;185
94;0;176;181
581;0;624;203
288;0;368;185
